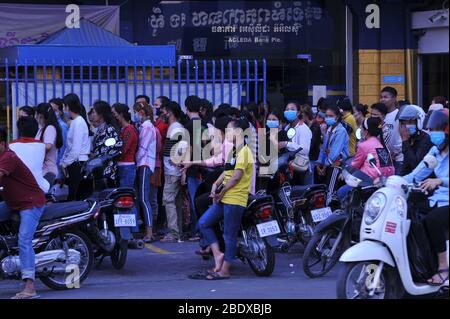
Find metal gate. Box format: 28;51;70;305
0;57;266;138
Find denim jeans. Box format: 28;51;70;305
137;166;153;228
0;202;45;281
303;162;315;185
118;165;139;232
198;203;245;263
187;176;201;236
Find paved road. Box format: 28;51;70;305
0;241;340;299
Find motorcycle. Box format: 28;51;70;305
336;154;449;299
302;163;379;278
194;171;279;277
0;191;96;290
258;144;333;252
80;138;138;270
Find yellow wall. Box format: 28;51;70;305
357;49;407;106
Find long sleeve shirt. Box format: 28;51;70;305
284;122;312;157
401;131;433;175
317;123;350;166
61;115;90;167
404;146;449;208
136;120;157;172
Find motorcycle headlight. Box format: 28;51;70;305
343;169;362;188
364;192;386;225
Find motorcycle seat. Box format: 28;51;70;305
247;194;273;210
290;184;326;198
41;201;91;221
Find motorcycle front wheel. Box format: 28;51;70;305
40;230;94;290
302;228;345;278
110;239;128;270
336;261;403;299
245;226;275;277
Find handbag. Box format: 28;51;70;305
291;154;310;172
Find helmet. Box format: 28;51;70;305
426;108;449;134
397;104;421;121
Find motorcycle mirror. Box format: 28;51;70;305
287;128;296;139
367;153;376;166
104;138;117;147
423;154;438;169
355;128;362;140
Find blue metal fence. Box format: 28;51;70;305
0;57;266;138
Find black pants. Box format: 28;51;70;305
66;161;85;201
424;205;449;254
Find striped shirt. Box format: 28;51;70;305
163;121;184;176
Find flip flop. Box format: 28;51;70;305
205;272;230;280
11;292;40;300
428;268;449;286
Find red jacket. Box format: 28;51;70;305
118;124;138;163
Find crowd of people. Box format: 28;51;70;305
0;86;448;296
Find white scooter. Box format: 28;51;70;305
336;154;449;299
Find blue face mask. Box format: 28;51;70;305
64;111;71;120
266;120;279;129
318;111;326;118
325;117;337;126
134;113;141;124
405;125;417;135
284;110;298;122
429;131;446;147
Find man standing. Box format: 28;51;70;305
380;86;404;174
0;127;46;299
184;96;208;241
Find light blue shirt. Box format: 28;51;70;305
57;117;68;179
404;146;449;207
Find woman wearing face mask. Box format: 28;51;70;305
91;101;123;187
336;117;395;201
279;102;312;185
404;108;449;286
49;98;69;179
398;105;433;175
61;93;91;200
35;103;64;187
133;102;158;242
316;105;349;182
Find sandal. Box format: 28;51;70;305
188;236;201;242
205;272;230;280
428;268;449;286
11;292;40;299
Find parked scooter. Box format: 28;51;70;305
258;129;334;252
0;189;96;290
193;169;279;276
302;163;379;278
336;154;449;299
79;138;138;270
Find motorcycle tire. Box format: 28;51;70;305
247;238;275;277
110;239;128;270
336;261;404;299
40;230;94;290
302;228;345;278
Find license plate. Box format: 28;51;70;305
256;220;281;238
311;207;333;223
114;214;136;227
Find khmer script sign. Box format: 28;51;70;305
134;1;333;57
